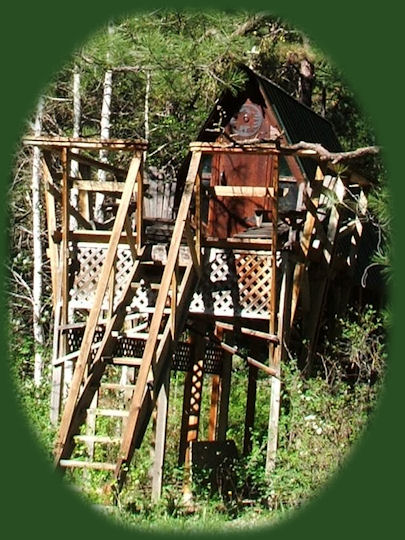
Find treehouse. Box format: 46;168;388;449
23;66;373;505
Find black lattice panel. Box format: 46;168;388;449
65;326;105;362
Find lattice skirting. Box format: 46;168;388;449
68;243;275;319
65;327;224;375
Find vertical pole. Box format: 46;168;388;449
243;364;258;455
208;325;224;441
266;151;280;474
136;156;144;249
217;345;232;442
179;330;205;504
195;161;202;266
151;368;170;502
60;148;71;398
266;253;294;474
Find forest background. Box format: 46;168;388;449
0;1;400;536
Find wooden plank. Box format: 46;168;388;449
216;341;278;377
215;321;278;343
203;237;272;250
243;365;258;455
42;156;59;307
189;141;279;155
151;368;170;502
269;154;279;340
74;435;121;444
72;180;126;193
209;186;276;198
54;153;142;462
24;135;147;151
59;460;116;471
290;166;325;325
265;254;294;475
216;347;232;442
136;164;144;248
71;230;131;244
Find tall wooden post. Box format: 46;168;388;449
179;330;205;503
243;365;258;455
151;368;171;502
266;253;294;474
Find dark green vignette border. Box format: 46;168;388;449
0;1;403;538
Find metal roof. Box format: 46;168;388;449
253;69;342;179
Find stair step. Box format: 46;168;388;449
101;383;135;391
74;435;121;444
60;459;116;471
88;408;129;418
110;357;142;367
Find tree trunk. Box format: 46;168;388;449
95;24;114;224
32;98;45;387
70;64;81;230
299;58;314;108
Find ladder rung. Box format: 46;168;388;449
60;459;116;471
74;435;121;444
109;357;142;367
101;383;135;391
88;408;129;418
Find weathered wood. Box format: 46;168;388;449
265;254;294;474
243;365;258;455
151;368;170;502
72;180;126;193
209;186;276;198
54;154;142;462
290;166;325;325
215;321;278;343
113;152;202;487
216;341;278;377
23;135;147;151
217;347;232;442
59;460;116;471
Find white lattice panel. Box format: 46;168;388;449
69;244;275;320
70;243;135;311
189;248;274;319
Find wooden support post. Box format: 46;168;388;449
178;332;205;465
42;155;59;308
290;166;325;326
304;175;346;372
151;368;170;502
179;331;205;504
208;325;224;441
243;365;258;456
217;347;232;442
266;253;294;474
136;164;143;249
269;152;279;340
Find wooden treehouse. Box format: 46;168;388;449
24;67;372;503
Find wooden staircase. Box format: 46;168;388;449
54;151;203;495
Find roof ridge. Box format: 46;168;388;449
239;63;336;130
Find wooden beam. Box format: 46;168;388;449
216;341;278;377
72;180;126;193
215;321;278;343
208;186;277;198
151;369;170;502
266;254;294;475
54;153;142;462
243;365;258;456
23;135;147;151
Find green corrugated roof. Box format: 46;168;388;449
252;69;343;179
